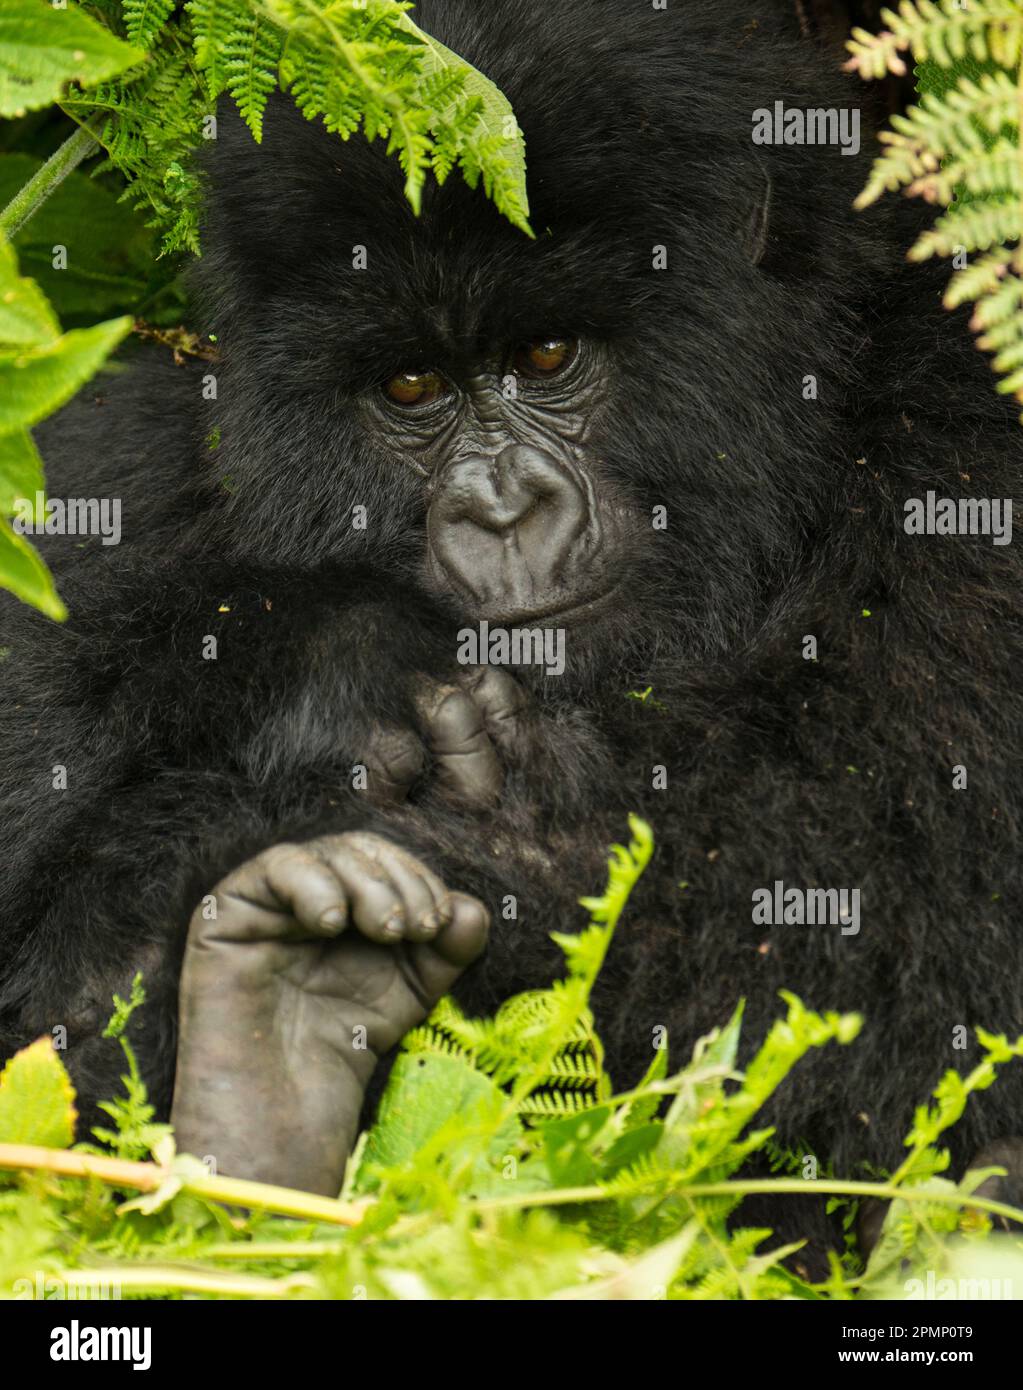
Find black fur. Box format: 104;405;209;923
2;0;1021;1257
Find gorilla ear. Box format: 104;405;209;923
743;164;774;266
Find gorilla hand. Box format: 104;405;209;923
363;665;530;808
171;833;489;1193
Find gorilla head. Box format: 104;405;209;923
196;0;884;676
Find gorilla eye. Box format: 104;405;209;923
512;337;578;379
383;369;448;407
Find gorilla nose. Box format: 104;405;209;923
427;441;592;617
443;445;566;533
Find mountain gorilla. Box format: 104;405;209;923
2;0;1022;1256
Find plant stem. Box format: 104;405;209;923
43;1265;315;1298
0;122;101;240
0;1142;367;1227
475;1176;1023;1228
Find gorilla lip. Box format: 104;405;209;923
477;582;622;627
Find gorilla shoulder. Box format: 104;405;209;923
29;343;210;565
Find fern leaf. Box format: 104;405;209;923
844;0;1023;78
122;0;177;50
944;245;1015;307
908;195;1021;259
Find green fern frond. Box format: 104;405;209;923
222;9;283;139
848;4;1023;412
122;0;177;49
908;195;1021;259
944;244;1015;305
909;137;1019;203
187;0;250;99
519;1090;594;1116
845;0;1023;78
52;0;532;255
854;73;1017;210
399;818;653;1118
64;34;209;254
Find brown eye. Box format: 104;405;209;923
512;337;577;378
384;369;447;406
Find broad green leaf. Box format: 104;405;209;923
542;1104;612;1186
0;1037;77;1147
0;231;59;347
0;154;153;321
0;0;145;117
0;427;44;513
357;1052;518;1187
0;314;132;432
0;517;66;618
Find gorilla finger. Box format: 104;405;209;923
370;846;445;940
457;665;529;755
414;680;503;806
212;844;347;939
410;892;491;995
362;723;425;805
314;840;409;942
262;850;352;934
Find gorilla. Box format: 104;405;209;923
2;0;1022;1257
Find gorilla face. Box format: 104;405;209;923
198;0;875;673
360;336;636;623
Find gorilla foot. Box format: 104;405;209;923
171;833;489;1194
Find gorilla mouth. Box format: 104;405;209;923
480;582;622;627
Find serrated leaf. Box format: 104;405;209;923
0;517;65;618
123;0;177;51
0;1037;77;1147
0;427;44;513
0;232;59;348
0;0;144;117
0;314;132;432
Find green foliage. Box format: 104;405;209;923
122;0;178;51
846;0;1023;410
0;151;176;322
0;233;130;618
1;818;1022;1300
87;974;175;1162
41;0;531;254
0;0;143;117
0;1039;77;1149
